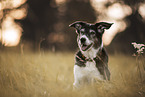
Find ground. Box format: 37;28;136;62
0;50;144;97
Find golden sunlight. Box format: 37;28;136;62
90;1;132;46
1;16;22;46
138;3;145;19
11;0;27;8
103;21;127;45
10;8;27;20
0;2;2;10
55;0;66;5
0;0;27;46
107;3;132;20
90;0;106;13
2;28;22;46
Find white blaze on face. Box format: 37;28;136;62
79;28;93;45
80;35;90;45
80;28;85;33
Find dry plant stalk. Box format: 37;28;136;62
132;42;145;82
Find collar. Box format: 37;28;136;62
76;47;102;63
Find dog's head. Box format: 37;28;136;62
69;21;113;51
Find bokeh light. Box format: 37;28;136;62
0;0;27;47
1;16;22;46
10;8;27;20
90;0;132;46
11;0;27;8
55;0;66;5
1;0;143;48
107;3;132;20
138;3;145;20
2;28;22;46
103;21;127;45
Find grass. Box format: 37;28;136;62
0;50;144;97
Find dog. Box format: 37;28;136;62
69;21;113;88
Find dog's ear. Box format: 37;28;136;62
69;21;85;30
95;22;113;34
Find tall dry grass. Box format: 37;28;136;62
0;51;144;97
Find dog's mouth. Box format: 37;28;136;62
81;43;93;51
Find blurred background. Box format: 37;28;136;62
0;0;145;54
0;1;145;97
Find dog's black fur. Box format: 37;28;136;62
69;21;113;87
75;48;110;80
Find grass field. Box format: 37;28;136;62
0;50;145;97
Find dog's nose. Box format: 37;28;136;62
80;38;86;43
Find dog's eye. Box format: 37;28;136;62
90;30;96;35
90;31;95;35
80;29;85;34
81;31;85;33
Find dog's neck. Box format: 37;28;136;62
81;42;103;59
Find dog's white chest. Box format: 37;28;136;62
74;61;103;86
82;61;99;75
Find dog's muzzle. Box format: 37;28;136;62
80;38;86;44
80;37;93;51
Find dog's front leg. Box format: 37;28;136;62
73;65;84;88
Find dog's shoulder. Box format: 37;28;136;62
98;48;108;63
94;47;110;80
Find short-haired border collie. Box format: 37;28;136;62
69;21;113;88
